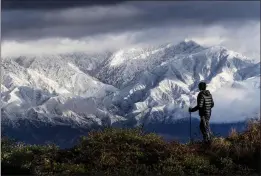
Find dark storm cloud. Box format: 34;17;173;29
1;0;127;10
2;1;260;40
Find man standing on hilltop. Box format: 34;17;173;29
189;82;214;144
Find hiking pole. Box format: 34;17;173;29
182;104;193;144
189;111;192;143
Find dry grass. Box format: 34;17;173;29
2;118;261;175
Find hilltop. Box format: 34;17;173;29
2;118;260;175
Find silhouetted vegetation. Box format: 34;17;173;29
2;118;260;175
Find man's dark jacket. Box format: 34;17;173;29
191;90;214;116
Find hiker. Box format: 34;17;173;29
189;82;214;143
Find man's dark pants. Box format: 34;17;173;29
200;115;211;142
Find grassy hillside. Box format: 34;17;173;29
2;118;260;175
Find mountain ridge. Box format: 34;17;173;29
1;39;260;146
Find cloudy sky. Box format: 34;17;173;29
2;0;260;61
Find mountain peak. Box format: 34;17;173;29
184;38;200;45
176;39;203;48
163;39;205;56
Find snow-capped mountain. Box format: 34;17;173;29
1;54;121;128
95;40;207;88
1;40;260;147
100;42;259;124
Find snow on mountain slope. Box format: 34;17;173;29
1;84;126;127
96;40;206;88
232;76;260;89
236;62;260;80
106;42;259;123
1;40;260;128
1;53;122;127
2;54;118;97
